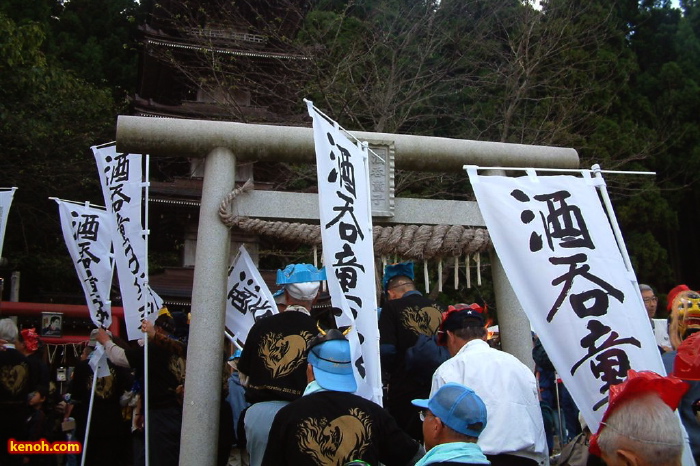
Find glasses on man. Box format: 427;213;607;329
419;410;433;422
643;296;658;303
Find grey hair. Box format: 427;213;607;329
453;325;487;341
0;318;19;342
597;392;683;465
639;284;655;293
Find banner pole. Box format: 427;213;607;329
553;372;565;448
143;329;150;466
362;141;383;403
224;331;243;350
303;99;384;162
464;165;655;176
590;165;636;274
49;197;108;209
80;358;100;466
143;153;151;466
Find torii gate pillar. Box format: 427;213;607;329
182;146;236;465
116;115;578;466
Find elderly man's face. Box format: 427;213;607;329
641;290;657;319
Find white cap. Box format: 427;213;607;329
286;281;321;301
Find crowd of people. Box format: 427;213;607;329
1;262;699;466
0;310;186;466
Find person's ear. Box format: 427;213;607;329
615;449;640;466
306;364;315;383
431;416;445;436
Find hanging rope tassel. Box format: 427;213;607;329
424;261;430;294
476;252;482;286
466;254;471;289
454;256;459;289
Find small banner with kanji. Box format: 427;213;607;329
56;199;114;329
0;187;17;259
93;143;163;340
225;245;277;343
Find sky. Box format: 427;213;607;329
532;0;683;10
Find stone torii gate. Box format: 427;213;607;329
116;115;578;466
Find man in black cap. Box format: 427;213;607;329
378;261;446;441
261;329;425;466
431;304;547;466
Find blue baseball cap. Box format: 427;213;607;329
308;338;357;393
412;383;487;438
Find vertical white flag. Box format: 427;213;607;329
0;187;17;259
56;200;115;329
307;101;382;404
93;144;163;340
466;167;664;430
225;245;278;343
88;343;112;378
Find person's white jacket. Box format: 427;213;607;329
431;339;549;465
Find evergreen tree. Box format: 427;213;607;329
623;1;700;289
0;12;121;300
48;0;142;96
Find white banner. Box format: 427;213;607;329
56;200;114;329
88;343;112;378
466;168;664;430
652;318;671;349
307;101;382;404
225;245;277;343
0;187;17;259
93;144;163;340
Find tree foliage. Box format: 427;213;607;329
48;0;142;96
3;0;700;300
0;11;121;300
621;0;700;289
